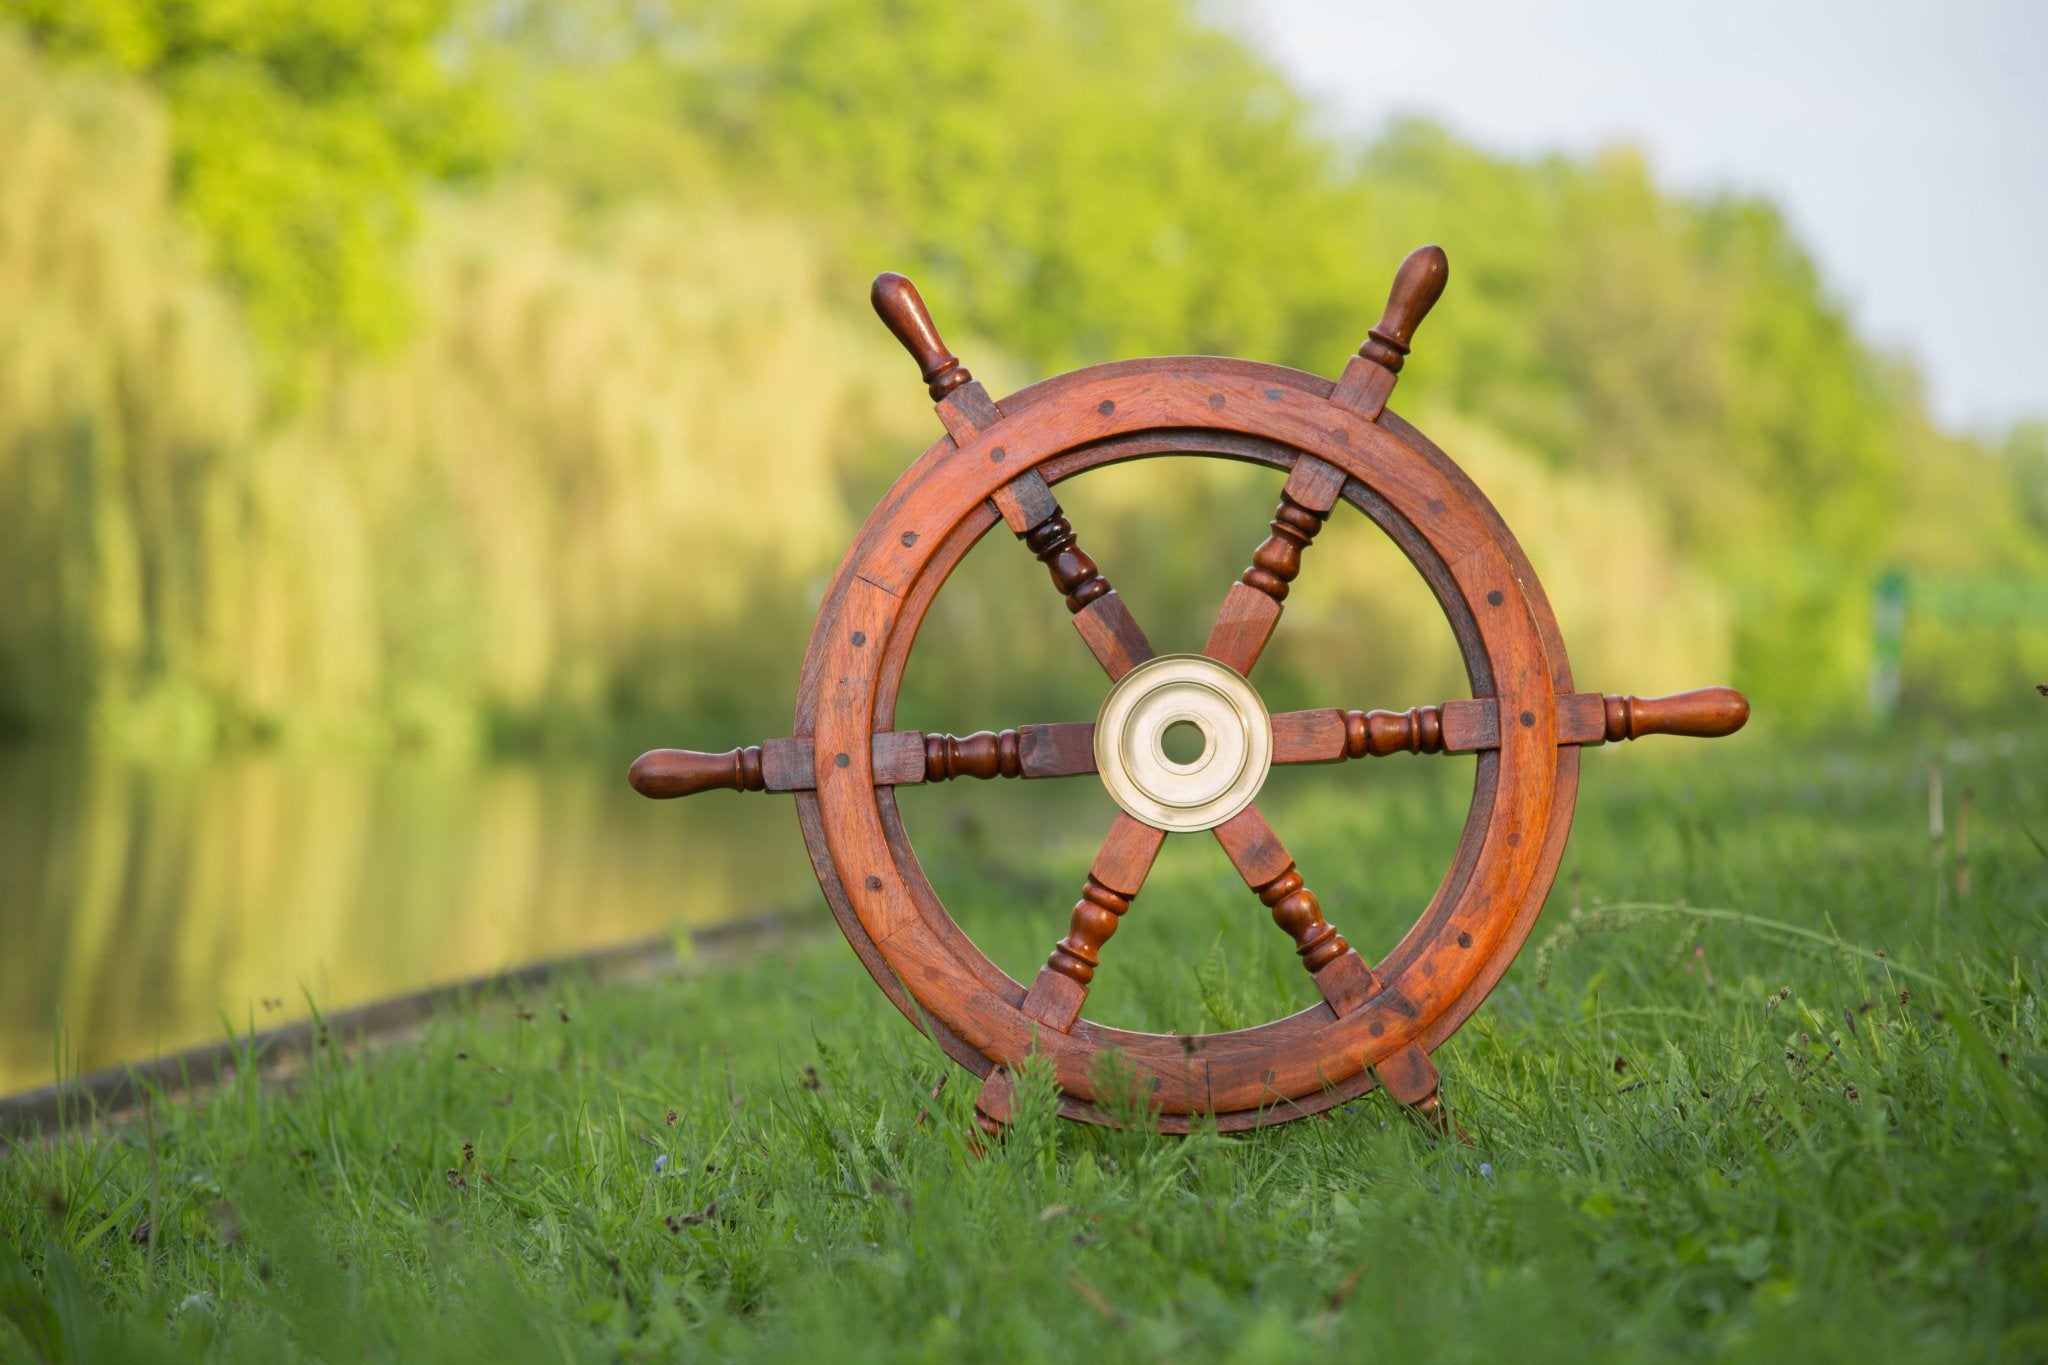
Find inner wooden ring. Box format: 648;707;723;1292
793;360;1578;1131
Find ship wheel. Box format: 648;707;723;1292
630;247;1749;1136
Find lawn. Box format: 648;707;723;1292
3;726;2045;1363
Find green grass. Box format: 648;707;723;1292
3;729;2046;1362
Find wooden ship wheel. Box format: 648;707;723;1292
630;247;1749;1136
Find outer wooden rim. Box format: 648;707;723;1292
793;359;1580;1130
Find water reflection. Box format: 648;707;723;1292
0;749;814;1094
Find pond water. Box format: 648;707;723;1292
0;749;829;1095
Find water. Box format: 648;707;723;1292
0;730;1479;1096
0;748;817;1094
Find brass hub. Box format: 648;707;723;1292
1093;654;1272;832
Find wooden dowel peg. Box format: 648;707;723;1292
871;272;972;400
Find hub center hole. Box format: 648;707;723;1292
1161;719;1206;765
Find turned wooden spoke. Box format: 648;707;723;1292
1269;701;1491;763
990;466;1156;681
1268;687;1750;766
922;728;1021;780
1210;805;1377;1016
628;721;1098;797
1203;455;1347;676
870;270;1150;683
1010;813;1169;1034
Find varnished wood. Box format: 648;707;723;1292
628;746;763;798
1017;815;1166;1033
1376;1043;1458;1136
1587;687;1748;743
1353;705;1444;756
1071;592;1157;681
1361;245;1449;373
1268;699;1496;762
1044;814;1166;988
1376;1042;1439;1105
1202;582;1282;676
1205;455;1348;674
923;729;1022;781
871;272;972;401
1241;473;1340;603
1330;245;1448;420
627;247;1750;1136
1004;485;1158;679
1254;868;1349;973
1212;805;1362;982
989;468;1061;536
634;726;1088;794
1016;722;1097;778
1022;510;1112;613
1312;950;1378;1017
1249;500;1324;593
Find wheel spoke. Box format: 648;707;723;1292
1202;455;1348;676
1210;804;1377;1016
629;721;1100;798
1268;702;1489;764
1264;686;1751;768
990;467;1156;681
1013;813;1168;1033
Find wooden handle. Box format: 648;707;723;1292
871;272;970;400
628;747;766;798
1603;688;1750;742
1359;244;1449;373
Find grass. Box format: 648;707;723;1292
2;726;2045;1362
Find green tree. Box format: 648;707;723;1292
2;0;495;355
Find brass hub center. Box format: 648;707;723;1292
1093;654;1272;832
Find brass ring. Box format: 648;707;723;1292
1092;654;1271;832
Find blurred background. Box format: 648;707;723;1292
1;0;2041;1093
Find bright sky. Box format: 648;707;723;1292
1239;0;2047;434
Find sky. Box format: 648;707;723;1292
1239;0;2047;435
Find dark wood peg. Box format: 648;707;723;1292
871;272;971;400
628;747;765;798
1359;244;1449;373
1603;687;1750;742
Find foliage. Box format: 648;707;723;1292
0;0;493;355
0;37;924;749
2;735;2045;1360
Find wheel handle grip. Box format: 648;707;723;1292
1604;687;1750;742
628;747;765;798
1360;244;1449;372
871;272;970;400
